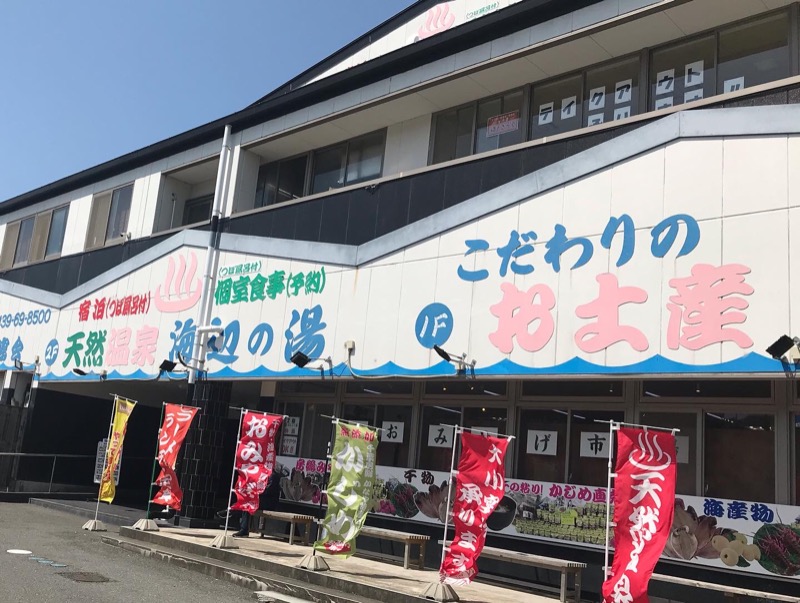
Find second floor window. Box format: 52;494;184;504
85;183;134;250
312;131;385;194
0;205;71;270
254;130;386;208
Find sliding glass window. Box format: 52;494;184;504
531;75;583;139
717;13;789;94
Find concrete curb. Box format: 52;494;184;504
117;527;432;603
103;532;386;603
29;498;145;527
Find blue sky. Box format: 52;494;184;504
0;0;415;202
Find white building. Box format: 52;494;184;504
1;0;799;598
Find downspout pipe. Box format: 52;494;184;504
188;124;233;389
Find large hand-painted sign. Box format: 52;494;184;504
0;136;792;379
277;454;800;582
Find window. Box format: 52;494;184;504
85;183;134;250
13;217;34;266
432;90;525;164
650;35;716;110
517;409;568;483
584;58;640;127
255;155;308;208
45;206;69;258
106;184;133;241
419;405;461;471
639;411;697;495
312;144;347;194
298;401;334;459
341;402;413;467
312;131;386;194
704;412;775;503
475;90;525;154
0;205;71;270
182;194;212;225
531;75;583;139
795;414;799;504
568;410;624;487
345;130;385;185
718;13;789;94
432;105;476;164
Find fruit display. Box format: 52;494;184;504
711;531;761;568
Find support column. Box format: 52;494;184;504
178;379;232;527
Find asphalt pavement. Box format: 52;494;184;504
0;502;250;603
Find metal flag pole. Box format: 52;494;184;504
420;424;461;602
602;420;618;583
299;414;338;572
210;407;245;549
82;395;118;532
133;402;167;532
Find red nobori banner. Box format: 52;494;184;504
440;431;509;585
603;428;677;603
231;412;283;513
152;403;198;510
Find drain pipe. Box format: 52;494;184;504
188;124;233;392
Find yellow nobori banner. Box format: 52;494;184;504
99;396;137;503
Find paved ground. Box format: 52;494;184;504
125;521;561;603
0;503;249;603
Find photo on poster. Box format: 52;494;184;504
381;421;405;444
588;86;606;110
560;96;577;120
587;113;604;127
538;102;554;125
684;88;704;103
655;96;674;110
614;79;632;104
684;60;704;88
724;76;745;94
526;430;558;456
614;106;631;121
655;69;675;95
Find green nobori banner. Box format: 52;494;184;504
314;421;378;557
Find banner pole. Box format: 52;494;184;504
95;395;118;521
145;402;167;520
82;395;117;531
603;420;617;583
222;407;246;537
438;424;460;581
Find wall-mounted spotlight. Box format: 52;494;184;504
290;351;333;379
72;368;108;381
766;335;799;361
13;356;40;373
433;345;476;379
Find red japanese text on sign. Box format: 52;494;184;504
440;432;509;586
602;428;677;603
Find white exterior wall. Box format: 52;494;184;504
0;130;794;382
383;115;433;176
61;194;93;256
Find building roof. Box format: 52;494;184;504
0;0;599;217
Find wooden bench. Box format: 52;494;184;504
253;510;315;546
359;525;430;570
439;541;585;603
651;573;800;603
